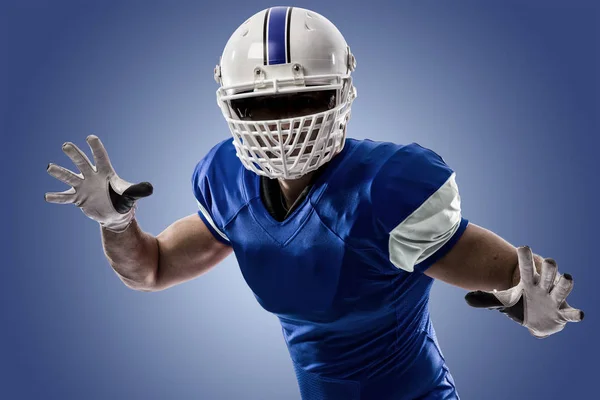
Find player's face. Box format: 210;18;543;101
229;90;336;121
229;90;337;158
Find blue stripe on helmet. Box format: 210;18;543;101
267;7;289;65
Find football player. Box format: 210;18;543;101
45;7;583;400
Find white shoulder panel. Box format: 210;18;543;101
388;173;462;272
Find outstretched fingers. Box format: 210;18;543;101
62;142;95;175
551;274;574;304
560;306;584;323
540;258;558;291
47;163;82;187
45;187;76;204
86;135;113;173
517;246;536;286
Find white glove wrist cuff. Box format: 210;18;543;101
101;207;136;233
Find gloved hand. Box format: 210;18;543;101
45;135;153;232
465;246;584;338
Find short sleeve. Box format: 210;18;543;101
371;143;468;273
191;144;232;246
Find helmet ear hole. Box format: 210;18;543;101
253;68;266;87
291;63;305;85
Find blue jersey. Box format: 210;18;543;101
192;138;469;400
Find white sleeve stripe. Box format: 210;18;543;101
196;200;230;242
388;173;461;272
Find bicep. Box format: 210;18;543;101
424;223;518;291
153;213;233;291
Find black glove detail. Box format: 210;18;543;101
465;290;525;324
109;182;154;214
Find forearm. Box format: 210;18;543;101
101;219;159;291
426;223;541;291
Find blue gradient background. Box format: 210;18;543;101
4;0;598;399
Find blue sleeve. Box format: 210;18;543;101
191;141;232;247
371;143;468;273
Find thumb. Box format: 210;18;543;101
111;181;153;214
465;290;505;309
122;181;154;200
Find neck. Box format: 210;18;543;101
277;171;317;209
276;140;346;208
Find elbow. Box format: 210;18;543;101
113;265;160;292
123;280;158;292
127;269;171;293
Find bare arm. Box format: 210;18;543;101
429;222;584;337
425;223;543;291
44;136;232;291
102;214;233;292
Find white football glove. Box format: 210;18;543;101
45;135;153;232
465;246;584;338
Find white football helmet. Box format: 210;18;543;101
214;7;357;179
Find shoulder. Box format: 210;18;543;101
313;139;430;236
320;139;447;204
191;138;246;238
335;139;450;188
192;138;246;197
343;137;400;165
370;142;456;229
342;139;445;173
192;138;239;180
325;138;403;187
373;142;450;185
